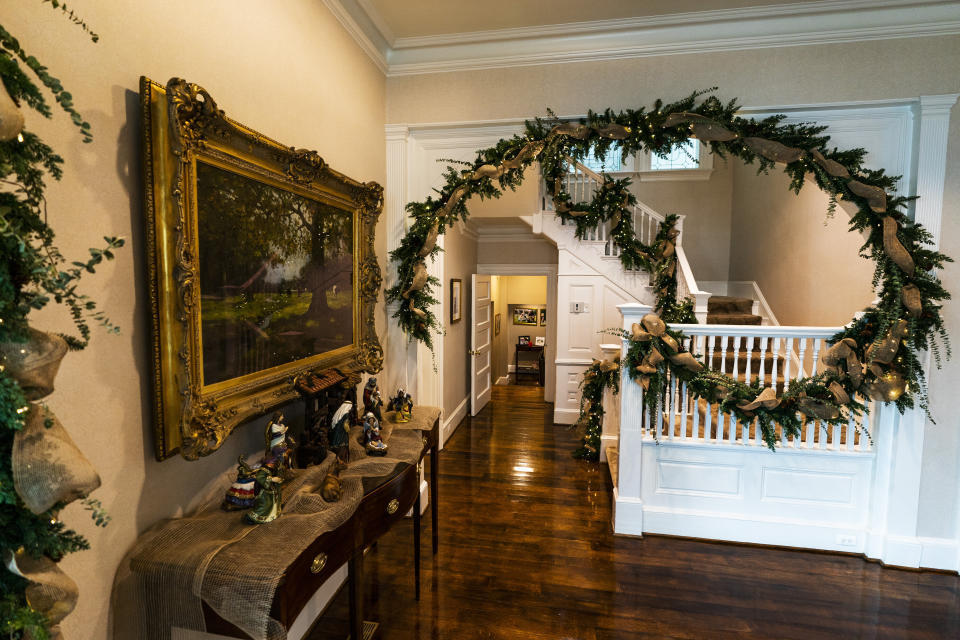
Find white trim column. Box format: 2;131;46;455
613;302;651;536
913;94;959;248
384;125;420;397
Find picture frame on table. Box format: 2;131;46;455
518;335;531;346
535;336;545;347
450;278;462;323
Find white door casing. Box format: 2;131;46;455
470;274;493;415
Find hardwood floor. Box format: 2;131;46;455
309;385;960;639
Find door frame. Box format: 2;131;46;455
477;263;558;404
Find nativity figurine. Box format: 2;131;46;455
244;466;283;524
362;412;388;456
329;400;353;463
222;455;259;511
363;377;384;422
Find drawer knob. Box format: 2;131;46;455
386;498;400;515
310;552;328;574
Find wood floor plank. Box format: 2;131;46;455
308;385;959;639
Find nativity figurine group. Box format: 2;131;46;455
221;379;404;524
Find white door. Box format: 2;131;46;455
470;274;492;415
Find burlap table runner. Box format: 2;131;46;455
112;407;440;640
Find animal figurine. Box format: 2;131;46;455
222;455;259;511
362;412;388;456
262;411;296;476
245;467;283;524
363;377;383;422
329;400;353;463
320;461;344;503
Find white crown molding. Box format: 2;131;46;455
333;0;960;77
321;0;388;74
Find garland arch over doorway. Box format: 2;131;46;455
385;89;951;441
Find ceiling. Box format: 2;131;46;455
364;0;825;41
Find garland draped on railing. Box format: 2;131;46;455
572;356;620;460
386;89;951;458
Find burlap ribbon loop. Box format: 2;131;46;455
0;329;69;401
796;396;840;420
417;221;440;258
641;313;666;337
6;548;79;627
13;405;101;515
810;149;850;178
471;164;503;180
630;323;653;342
902;284;922;317
595;123;630;140
866;319;909;365
881;216;916;276
550;122;592;140
848;180;888;213
402;261;429;299
737;386;780;411
441;184;470;218
821;337;863;388
743;137;805;164
669;351;704;373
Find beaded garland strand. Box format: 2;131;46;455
386;89;951;458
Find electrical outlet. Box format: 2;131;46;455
836;534;857;547
570;301;584;313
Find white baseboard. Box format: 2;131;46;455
621;504;959;572
495;375;510;385
613;492;644;536
553;407;578;425
442;396;468;448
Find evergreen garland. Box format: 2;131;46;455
572;357;620;461
389;88;951;435
1;8;120;639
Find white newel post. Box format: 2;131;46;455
384;125;420;398
599;343;621;463
613;303;652;536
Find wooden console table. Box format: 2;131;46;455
514;344;545;385
202;408;441;639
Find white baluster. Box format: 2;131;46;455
693;335;703;441
706;334;717;441
668;371;677;440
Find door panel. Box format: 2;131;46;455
471;274;492;415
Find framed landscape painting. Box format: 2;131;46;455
141;77;383;460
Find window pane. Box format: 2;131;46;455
576;143;622;173
651;140;700;170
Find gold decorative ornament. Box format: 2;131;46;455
386;498;400;515
141;77;383;460
310;552;328;574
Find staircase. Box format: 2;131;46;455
707;295;762;325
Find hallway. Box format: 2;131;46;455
311;385;960;639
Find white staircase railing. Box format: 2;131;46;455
640;323;873;452
543;158;711;320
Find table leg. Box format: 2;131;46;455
430;444;439;554
348;553;363;640
414;492;421;601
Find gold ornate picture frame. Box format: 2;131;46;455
141;77;383;461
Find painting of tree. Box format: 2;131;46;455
195;161;354;385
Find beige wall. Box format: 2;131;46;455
500;277;548;378
727;159;875;325
631;158;734;281
442;226;479;417
387;35;960;540
478;237;558;265
4;3;386;639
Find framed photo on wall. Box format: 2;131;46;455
450;278;462;323
539;308;547;326
495;313;501;336
513;307;538;326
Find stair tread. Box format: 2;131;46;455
606;445;619;488
706;313;763;325
708;295;755;315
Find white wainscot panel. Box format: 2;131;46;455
761;468;855;505
657;461;742;498
602;285;631;335
567;284;595;351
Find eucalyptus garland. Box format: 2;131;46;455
572;356;620;461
